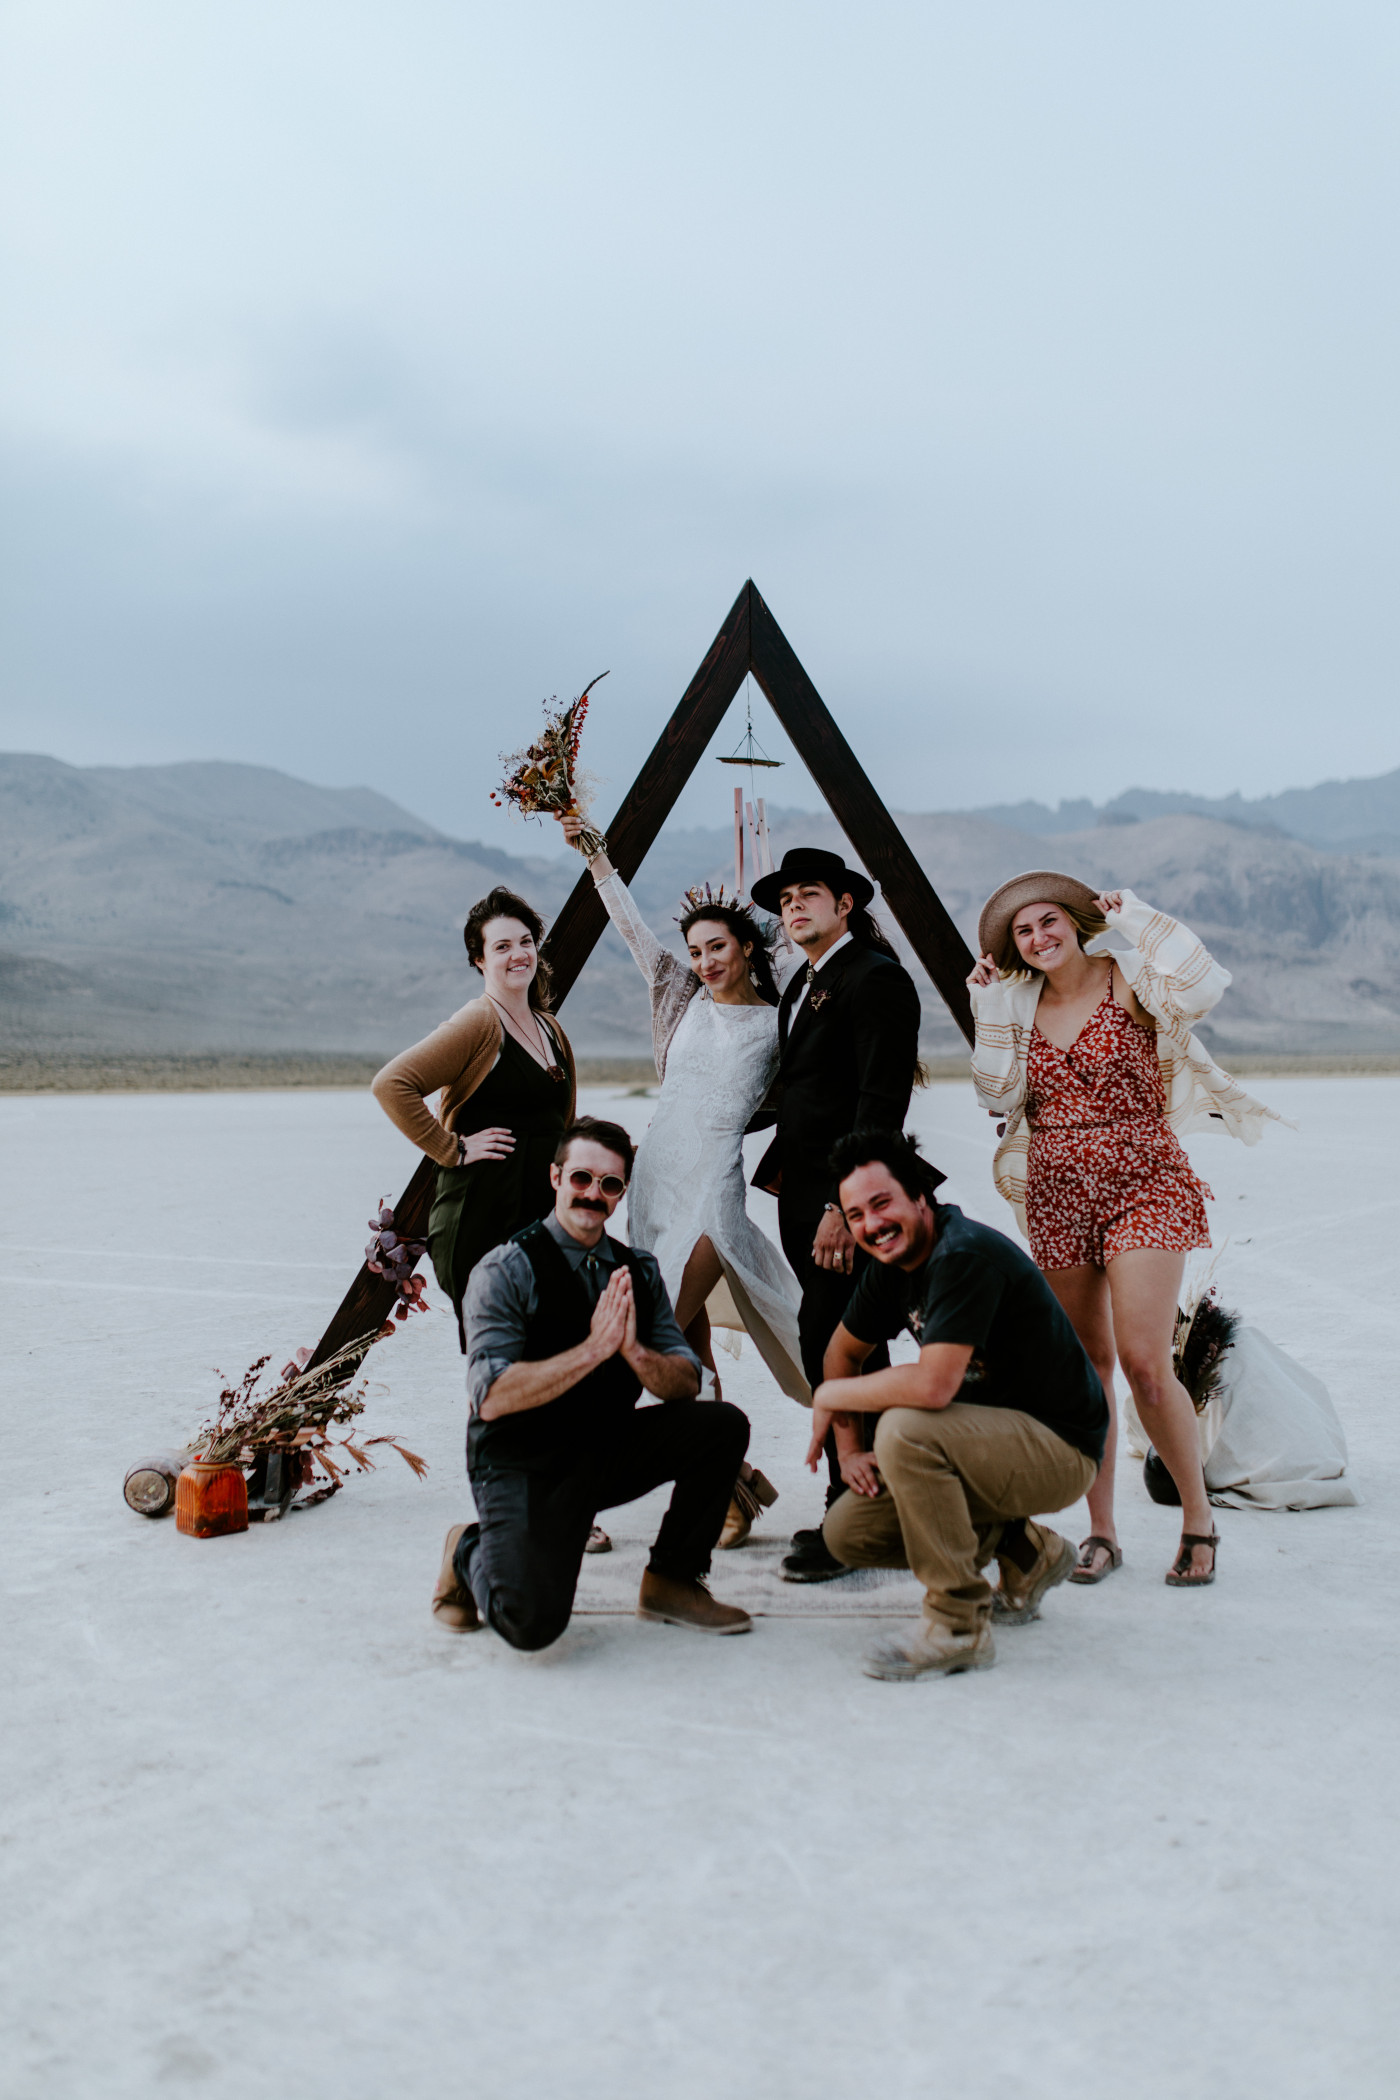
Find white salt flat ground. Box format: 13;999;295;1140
3;1077;1398;2099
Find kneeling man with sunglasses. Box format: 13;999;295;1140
433;1117;754;1646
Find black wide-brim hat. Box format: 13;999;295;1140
750;846;874;915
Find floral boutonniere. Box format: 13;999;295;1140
808;986;832;1013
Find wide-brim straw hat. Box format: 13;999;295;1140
977;870;1101;965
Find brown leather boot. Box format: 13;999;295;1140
637;1569;752;1635
431;1523;481;1631
991;1522;1076;1626
862;1616;996;1680
717;1467;780;1549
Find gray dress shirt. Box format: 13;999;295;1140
464;1211;701;1415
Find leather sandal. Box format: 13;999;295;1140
1165;1532;1218;1587
1067;1535;1122;1584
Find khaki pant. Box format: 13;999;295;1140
822;1403;1097;1634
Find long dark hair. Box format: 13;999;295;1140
846;902;900;961
678;900;781;1005
463;885;554;1012
842;900;928;1087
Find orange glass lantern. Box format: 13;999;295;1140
175;1459;249;1538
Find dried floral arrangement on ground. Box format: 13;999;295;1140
195;1338;427;1508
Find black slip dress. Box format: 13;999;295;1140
427;1021;569;1350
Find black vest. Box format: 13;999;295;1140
467;1220;644;1474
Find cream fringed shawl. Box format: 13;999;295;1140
969;890;1286;1241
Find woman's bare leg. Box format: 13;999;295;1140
676;1235;726;1401
1106;1248;1215;1577
675;1234;724;1329
684;1304;720;1399
1043;1264;1119;1569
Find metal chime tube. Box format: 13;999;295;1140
756;798;773;876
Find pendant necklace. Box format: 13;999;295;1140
491;997;563;1080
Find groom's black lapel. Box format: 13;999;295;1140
780;942;856;1062
777;968;806;1055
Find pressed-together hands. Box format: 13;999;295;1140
585;1268;698;1397
482;1263;698;1419
587;1265;639;1366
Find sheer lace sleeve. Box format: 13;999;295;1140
595;871;683;990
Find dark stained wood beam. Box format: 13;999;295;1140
303;1154;437;1370
306;580;974;1373
747;585;975;1042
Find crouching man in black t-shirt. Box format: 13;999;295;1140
811;1130;1109;1680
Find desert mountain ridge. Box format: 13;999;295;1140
970;763;1400;855
3;751;1399;1060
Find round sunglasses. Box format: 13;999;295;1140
565;1167;627;1198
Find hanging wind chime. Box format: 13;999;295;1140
716;678;782;898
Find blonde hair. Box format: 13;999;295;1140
997;897;1109;978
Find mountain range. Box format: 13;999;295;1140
973;766;1400;856
3;751;1399;1061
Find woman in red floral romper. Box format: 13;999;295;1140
969;888;1218;1587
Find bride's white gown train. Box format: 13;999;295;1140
598;874;809;1405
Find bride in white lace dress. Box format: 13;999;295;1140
559;817;809;1455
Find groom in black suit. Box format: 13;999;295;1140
750;847;922;1580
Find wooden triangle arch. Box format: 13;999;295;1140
307;579;974;1369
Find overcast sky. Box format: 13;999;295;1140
3;0;1397;849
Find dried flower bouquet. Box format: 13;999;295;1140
492;671;609;855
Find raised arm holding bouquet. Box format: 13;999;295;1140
491;672;611;854
370;675;618;1353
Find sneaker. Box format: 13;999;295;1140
431;1523;481;1632
862;1618;996;1681
637;1570;752;1635
584;1525;612;1554
991;1523;1076;1626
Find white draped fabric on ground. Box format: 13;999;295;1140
1124;1324;1358;1511
600;874;810;1405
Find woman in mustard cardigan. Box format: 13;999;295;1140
373;885;577;1352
